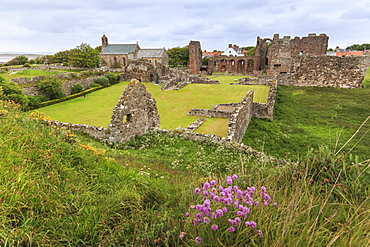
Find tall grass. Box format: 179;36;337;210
1;100;369;246
243;85;370;160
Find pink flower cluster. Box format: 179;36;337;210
185;174;276;244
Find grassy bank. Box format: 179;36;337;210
243;85;370;160
1;101;369;246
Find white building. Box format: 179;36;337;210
221;44;245;57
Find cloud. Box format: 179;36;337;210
1;0;370;52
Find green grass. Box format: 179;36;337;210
243;85;370;160
363;66;370;88
37;81;270;136
206;74;254;85
1;101;369;246
0;69;61;81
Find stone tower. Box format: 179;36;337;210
101;34;108;48
189;41;202;74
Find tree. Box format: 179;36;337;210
346;43;370;50
246;47;256;56
71;83;84;94
37;76;63;100
0;76;30;110
167;46;189;67
68;43;101;68
6;55;29;66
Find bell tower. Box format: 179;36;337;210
101;34;108;48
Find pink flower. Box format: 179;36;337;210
179;232;186;239
211;224;219;230
229;226;235;232
203;217;210;224
257;230;263;237
203;182;210;190
194;188;200;194
195;236;201;244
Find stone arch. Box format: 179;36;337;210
247;59;254;73
221;65;227;72
238;60;246;73
230;59;235;72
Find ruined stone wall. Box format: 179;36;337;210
227;90;254;143
47;120;109;140
207;56;256;74
290;33;329;56
108;79;160;143
45;79;160;144
189;41;202;74
267;33;329;76
160;68;219;90
279;55;370;88
187;109;231;118
122;60;156;82
21;76;100;96
252;81;277;120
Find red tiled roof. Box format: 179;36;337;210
336;51;364;57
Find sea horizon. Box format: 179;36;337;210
0;52;52;63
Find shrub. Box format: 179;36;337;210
23;63;31;68
106;73;120;85
37;76;63;100
71;83;84;94
27;95;48;110
6;94;29;110
6;55;29;66
89;83;101;88
95;76;109;87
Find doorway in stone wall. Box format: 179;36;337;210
247;59;254;73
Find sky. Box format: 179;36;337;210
1;0;369;54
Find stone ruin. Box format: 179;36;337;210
48;79;160;144
189;33;370;89
121;60;169;83
108;79;160;143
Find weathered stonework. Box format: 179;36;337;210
189;41;202;74
21;76;101;96
275;55;370;88
159;68;219;90
204;33;370;89
46;79;160;144
227;91;254;143
108;79;160;143
188;108;231;118
122;60;170;83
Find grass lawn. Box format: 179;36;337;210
243;85;370;160
206;74;255;85
0;69;61;81
38;78;269;137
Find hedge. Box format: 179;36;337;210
39;85;103;108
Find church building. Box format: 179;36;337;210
99;34;169;68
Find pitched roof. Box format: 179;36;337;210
135;49;165;59
101;44;138;54
336;51;364;57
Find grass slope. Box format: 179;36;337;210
243;85;370;160
38;79;269;137
1;101;369;246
